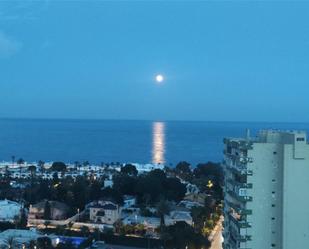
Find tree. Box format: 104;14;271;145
56;241;75;249
17;158;25;176
17;158;25;165
101;187;123;205
74;161;81;174
5;237;15;249
18;208;27;228
67;221;74;231
156;199;170;227
191;206;212;233
44;201;51;220
28;165;37;177
83;161;90;167
193;162;224;200
113;175;137;196
38;160;45;173
44;220;51;229
176;161;191;174
56;225;66;235
51;162;67;172
89;181;102;200
175;161;193;181
163;221;210;249
165;177;186;202
121;164;138;176
80;225;90;237
193;162;223;183
37;237;52;249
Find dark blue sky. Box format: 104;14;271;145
0;1;309;122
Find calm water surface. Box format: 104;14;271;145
0;119;309;166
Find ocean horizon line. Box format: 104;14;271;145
1;117;309;125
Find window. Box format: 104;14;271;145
272;179;276;183
273;151;277;155
272;217;275;220
272;204;276;207
271;243;276;247
297;137;305;142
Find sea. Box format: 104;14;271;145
0;118;309;166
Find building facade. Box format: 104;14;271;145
89;200;121;225
223;130;309;249
0;199;23;222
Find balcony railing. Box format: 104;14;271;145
227;190;253;202
227;179;253;189
225;200;252;216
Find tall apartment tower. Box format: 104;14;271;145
223;130;309;249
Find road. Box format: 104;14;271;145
209;216;223;249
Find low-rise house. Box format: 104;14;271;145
123;195;136;208
186;183;200;194
0;199;23;223
184;193;208;205
178;200;203;209
103;178;113;188
0;229;42;249
123;210;193;230
89;200;121;225
166;210;193;226
122;214;161;230
28;200;70;220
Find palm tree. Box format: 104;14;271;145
17;158;25;178
67;221;74;231
29;165;36;178
156;199;170;227
38;160;45;173
11;155;15;166
5;165;10;179
6;237;15;249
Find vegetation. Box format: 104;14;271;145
0;160;224;249
120;164;138;176
50;162;67;172
161;221;210;249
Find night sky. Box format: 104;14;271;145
1;1;309;122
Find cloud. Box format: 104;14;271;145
0;31;23;58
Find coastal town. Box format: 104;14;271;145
0;160;223;249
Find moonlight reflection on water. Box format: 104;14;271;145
152;122;165;164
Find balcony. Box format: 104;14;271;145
227;190;253;202
225;200;252;216
229;213;252;229
237;235;252;242
227;179;253;189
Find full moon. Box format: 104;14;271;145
155;74;164;83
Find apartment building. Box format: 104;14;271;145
223;130;309;249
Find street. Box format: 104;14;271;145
209;216;223;249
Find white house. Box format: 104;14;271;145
103;177;113;189
89;200;121;225
0;199;23;222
